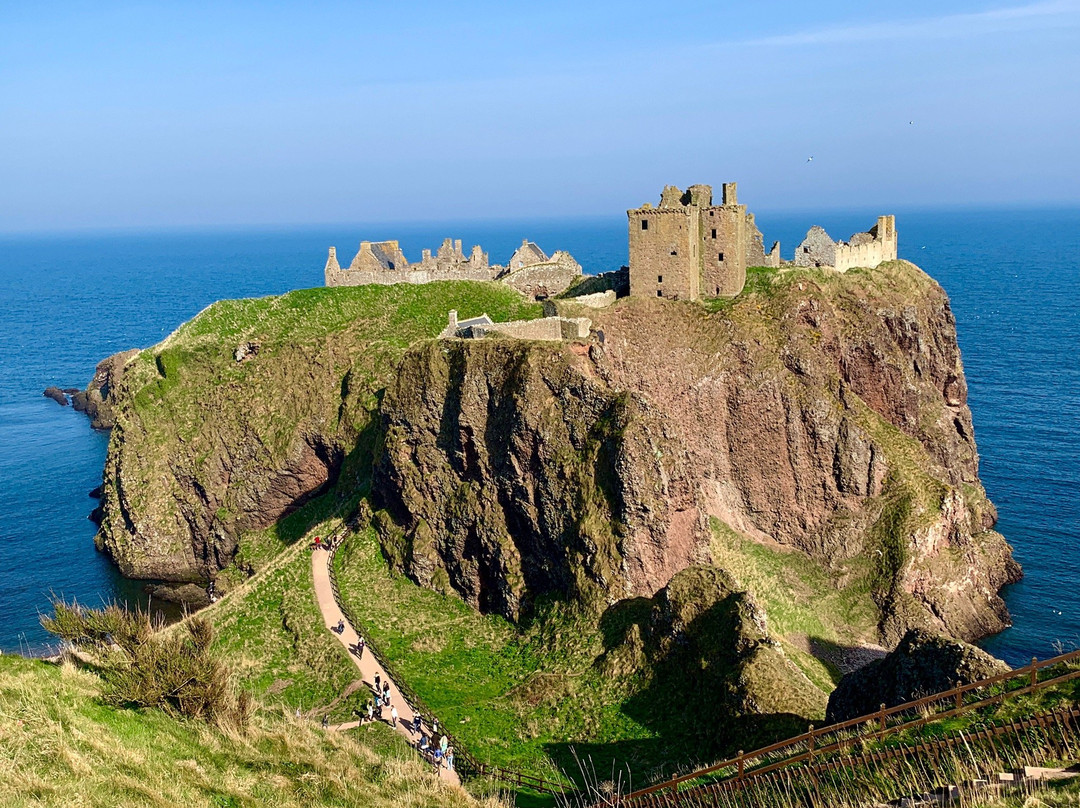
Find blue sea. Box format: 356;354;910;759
1;211;1077;665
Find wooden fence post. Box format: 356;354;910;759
737;750;745;779
879;703;887;732
955;687;963;710
1031;657;1039;687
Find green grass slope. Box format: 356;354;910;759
0;654;481;808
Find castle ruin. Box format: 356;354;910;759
323;183;897;307
324;237;582;300
793;216;897;272
627;183;780;302
627;182;897;301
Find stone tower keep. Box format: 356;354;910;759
627;182;776;301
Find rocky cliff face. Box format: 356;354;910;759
89;283;541;584
373;262;1020;643
372;339;705;619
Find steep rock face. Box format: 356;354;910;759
91;284;541;585
374;262;1019;642
97;340;355;581
372;340;706;619
825;628;1009;723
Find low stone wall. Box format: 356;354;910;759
326;266;499;288
460;316;592;342
499;260;581;299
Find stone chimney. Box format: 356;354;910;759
325;246;340;273
722;182;738;205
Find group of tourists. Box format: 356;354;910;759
415;720;454;772
312;534;340;553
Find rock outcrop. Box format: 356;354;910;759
43;386;68;406
373;262;1019;642
825;628;1010;723
71;349;140;429
600;566;827;732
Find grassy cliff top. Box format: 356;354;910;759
0;654;479;808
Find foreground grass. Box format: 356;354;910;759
0;655;483;808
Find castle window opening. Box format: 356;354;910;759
670;250;677;256
711;228;717;239
388;261;395;270
715;287;720;295
657;289;663;297
718;252;724;262
657;275;663;283
641;219;649;230
803;246;810;254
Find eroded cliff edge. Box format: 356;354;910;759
371;261;1020;644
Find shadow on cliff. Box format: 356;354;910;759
542;594;811;788
263;407;382;549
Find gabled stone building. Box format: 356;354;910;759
627;182;779;302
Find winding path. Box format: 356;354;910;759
310;547;462;788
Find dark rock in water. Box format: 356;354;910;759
62;388;81;395
89;485;103;499
43;387;68;406
89;503;104;526
825;628;1009;723
70;390;89;412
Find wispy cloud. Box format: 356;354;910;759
741;1;1080;48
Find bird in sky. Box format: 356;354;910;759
807;156;814;163
909;120;915;125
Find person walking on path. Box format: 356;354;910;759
366;701;374;724
321;714;329;729
374;673;381;693
390;705;399;728
432;717;439;736
314;535;322;551
439;734;448;759
446;746;454;772
412;713;422;735
354;636;365;658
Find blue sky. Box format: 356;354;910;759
1;1;1078;231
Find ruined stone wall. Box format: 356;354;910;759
794;226;837;268
628;207;699;301
568;290;616;308
834;216;898;272
745;214;781;268
326;265;499;288
469;316;591;341
499;252;582;300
